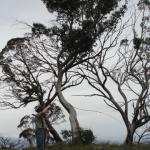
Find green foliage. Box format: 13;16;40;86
61;130;72;143
80;129;95;144
40;0;127;57
42;0;82;13
0;37;46;106
61;28;94;54
133;38;143;50
61;128;95;144
32;23;47;36
120;39;128;46
138;0;150;10
42;0;123;18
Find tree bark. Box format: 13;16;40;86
44;117;62;143
27;137;33;147
124;124;135;145
56;77;81;143
125;132;134;145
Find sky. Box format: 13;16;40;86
0;0;137;144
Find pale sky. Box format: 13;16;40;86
0;0;136;143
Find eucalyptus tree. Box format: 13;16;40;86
0;0;127;143
77;0;150;144
0;37;63;142
40;0;127;142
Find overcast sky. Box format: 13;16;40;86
0;0;135;143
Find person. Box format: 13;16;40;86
33;104;50;150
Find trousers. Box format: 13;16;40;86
35;128;46;150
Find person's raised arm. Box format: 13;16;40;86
41;105;50;113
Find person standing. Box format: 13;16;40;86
33;104;50;150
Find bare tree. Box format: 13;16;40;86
135;122;150;144
77;0;150;144
78;32;150;145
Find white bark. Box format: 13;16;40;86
56;80;80;141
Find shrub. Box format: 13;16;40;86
61;128;95;144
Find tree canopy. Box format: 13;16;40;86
0;0;130;144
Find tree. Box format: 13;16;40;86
0;35;64;143
135;122;150;144
18;115;55;145
19;128;34;147
40;0;127;142
77;0;150;145
0;136;24;149
17;103;64;143
0;0;127;143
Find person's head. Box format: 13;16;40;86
34;104;44;113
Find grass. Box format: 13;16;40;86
1;144;150;150
45;144;150;150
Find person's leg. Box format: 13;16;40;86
35;128;46;150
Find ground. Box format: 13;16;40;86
10;144;150;150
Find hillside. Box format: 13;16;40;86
3;144;149;150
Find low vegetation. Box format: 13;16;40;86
1;144;150;150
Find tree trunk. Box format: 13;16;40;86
125;132;134;145
56;78;81;143
44;117;62;143
27;137;33;147
124;124;135;145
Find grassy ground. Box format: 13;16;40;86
24;144;150;150
1;144;150;150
